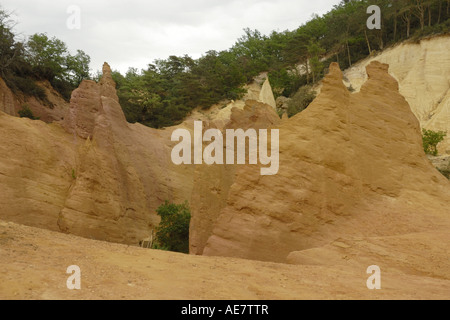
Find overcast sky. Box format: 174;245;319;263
2;0;341;74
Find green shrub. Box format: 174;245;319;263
4;75;53;107
438;168;450;180
50;78;74;102
437;160;450;180
153;200;191;253
6;75;44;98
18;104;39;120
287;85;316;117
422;129;447;156
151;242;170;251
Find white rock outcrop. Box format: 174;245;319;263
259;78;277;110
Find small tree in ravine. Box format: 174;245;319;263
422;129;447;156
153;201;191;253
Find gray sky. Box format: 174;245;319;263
1;0;341;74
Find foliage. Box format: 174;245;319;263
307;41;326;83
287;86;316;117
269;68;306;99
26;33;91;100
3;2;450;128
65;49;91;87
114;0;449;128
437;168;450;179
0;7;91;103
150;242;170;251
18;104;39;120
435;159;450;180
153;201;191;254
26;33;68;81
422;129;447;156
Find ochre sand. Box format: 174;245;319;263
1;221;448;300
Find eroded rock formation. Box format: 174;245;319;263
0;63;194;244
189;100;281;254
0;77;69;122
202;62;450;268
1;59;448;277
341;35;450;154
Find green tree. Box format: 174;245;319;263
422;128;447;156
111;0;450;129
26;33;68;81
307;41;325;83
269;67;306;98
25;33;91;100
0;9;23;77
287;85;316;117
66;49;91;86
153;201;191;253
281;29;309;74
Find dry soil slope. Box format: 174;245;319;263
1;220;449;300
0;76;69;123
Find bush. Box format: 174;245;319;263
18;104;39;120
5;75;44;98
153;200;191;253
287;85;316;117
438;168;450;180
269;69;307;99
50;78;74;102
436;160;450;180
4;75;53;107
422;129;447;156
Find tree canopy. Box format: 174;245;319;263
153;201;191;253
0;8;91;102
113;0;449;127
1;1;449;126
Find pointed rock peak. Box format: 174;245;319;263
103;62;112;75
329;61;342;76
99;62;119;101
100;62;114;85
366;60;389;78
364;61;399;91
321;62;348;94
259;78;277;110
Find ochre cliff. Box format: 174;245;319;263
1;59;448;281
0;76;69;123
341;35;450;154
189;100;281;254
0;63;195;244
0;62;280;246
202;61;450;275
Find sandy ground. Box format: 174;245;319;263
0;220;449;300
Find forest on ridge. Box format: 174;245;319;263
1;0;449;127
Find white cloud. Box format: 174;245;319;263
1;0;341;73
